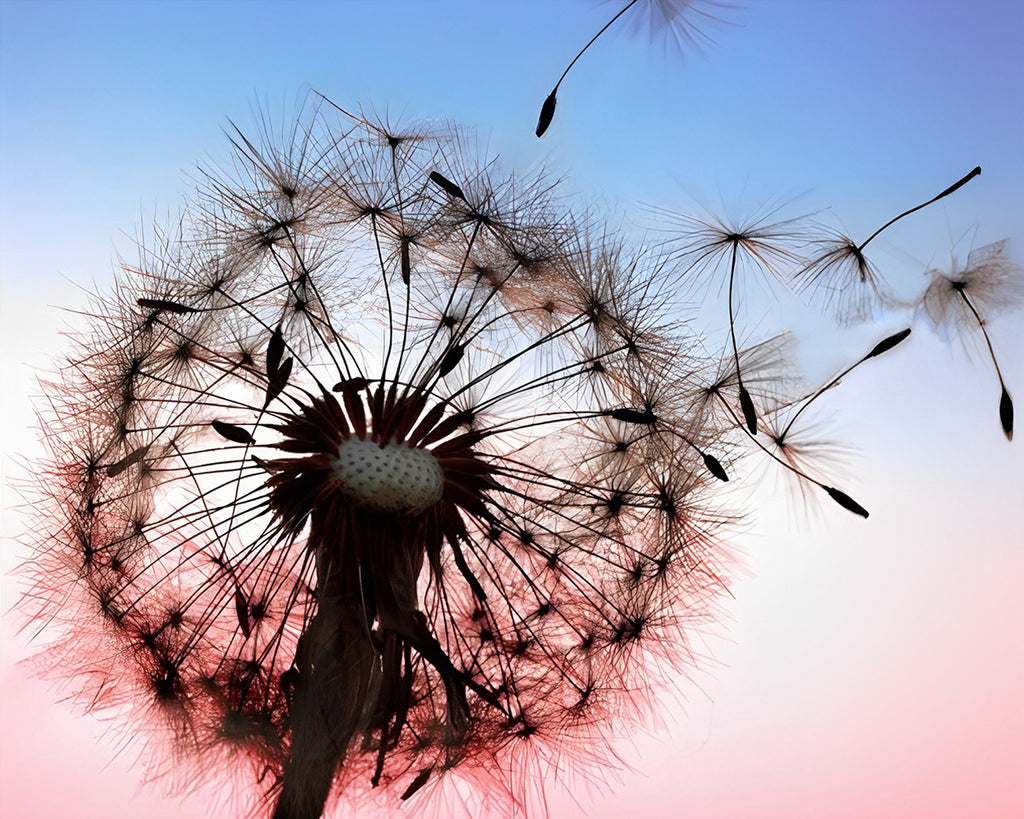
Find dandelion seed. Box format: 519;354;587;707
535;0;725;137
688;327;875;518
20;103;747;819
760;328;913;512
796;167;981;324
735;404;870;518
919;238;1024;440
774;327;913;448
657;206;810;435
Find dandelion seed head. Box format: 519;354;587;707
18;100;742;819
329;438;444;515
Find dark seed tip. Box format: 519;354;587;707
212;420;255;446
264;357;293;407
401;767;433;801
938;166;982;200
703;453;729;482
438;344;465;377
999;387;1013;441
400;237;411;285
866;328;912;359
334;377;371;393
607;407;657;425
136;297;196;315
536;90;557;138
106;444;150;477
825;486;869;518
429;171;465;201
266;325;285;378
739;386;757;435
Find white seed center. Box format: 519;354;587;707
330;437;444;515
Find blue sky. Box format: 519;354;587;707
2;2;1022;818
2;0;1021;290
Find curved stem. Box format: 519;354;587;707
727;242;757;433
551;0;640;93
956;286;1013;439
859;167;980;253
714;391;868;517
956;287;1007;389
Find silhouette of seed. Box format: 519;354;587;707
400;767;433;800
1000;386;1014;441
429;171;465;201
107;444;150;477
212;420;255;445
739;385;757;434
703;452;729;482
400;236;411;284
266;325;285;377
824;486;869;518
438;344;465;377
265;357;293;407
536;90;557;137
137;297;196;314
607;407;657;425
866;328;912;359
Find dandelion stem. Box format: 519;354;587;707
388;143;415;379
778;328;912;442
714;391;868;517
369;211;397;385
726;240;757;434
554;0;639;93
955;285;1013;440
858;166;980;252
537;0;641;136
408;218;484;389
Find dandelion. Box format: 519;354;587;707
689;330;892;519
535;0;725;137
919;239;1024;440
758;328;914;512
656;206;809;435
796;167;981;324
771;328;912;450
20;101;752;819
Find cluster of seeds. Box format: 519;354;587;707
20;82;1021;817
22;101;751;819
16;2;1023;817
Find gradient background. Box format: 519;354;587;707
1;2;1022;818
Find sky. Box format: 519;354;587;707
1;1;1022;818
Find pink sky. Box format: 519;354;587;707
4;345;1022;818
